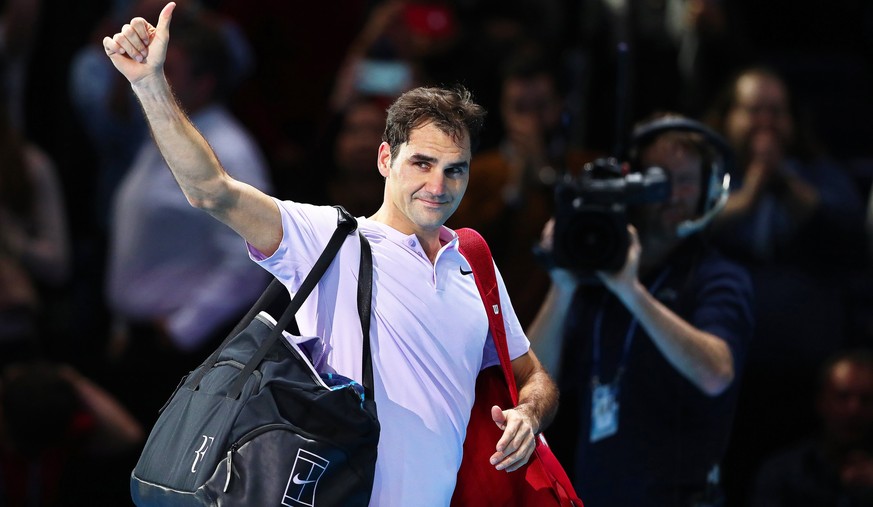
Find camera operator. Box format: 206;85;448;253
528;114;754;506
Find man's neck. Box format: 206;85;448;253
639;236;682;275
369;209;445;263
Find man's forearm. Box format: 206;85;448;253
516;365;559;434
618;281;735;396
127;70;281;255
527;283;575;377
131;74;231;212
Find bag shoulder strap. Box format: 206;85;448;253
456;228;518;406
188;206;373;402
239;231;373;402
357;231;375;402
228;208;374;400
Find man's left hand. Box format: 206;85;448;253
489;404;537;472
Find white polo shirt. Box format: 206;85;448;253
249;200;530;506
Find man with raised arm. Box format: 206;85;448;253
103;3;558;505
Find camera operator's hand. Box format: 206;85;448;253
596;225;642;302
539;218;578;293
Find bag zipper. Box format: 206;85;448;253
223;423;289;493
222;419;369;493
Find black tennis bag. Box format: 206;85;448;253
130;208;379;506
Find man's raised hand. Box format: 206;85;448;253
103;2;175;85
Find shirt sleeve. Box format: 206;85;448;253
248;199;345;292
689;253;755;371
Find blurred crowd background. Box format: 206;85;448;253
2;0;873;505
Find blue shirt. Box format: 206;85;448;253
553;238;754;506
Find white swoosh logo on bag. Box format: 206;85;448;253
292;473;317;486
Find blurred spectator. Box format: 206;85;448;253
706;65;868;504
104;7;271;426
707;66;865;267
462;0;565;52
751;349;873;507
0;360;143;506
315;94;390;217
217;0;369;202
0;0;42;131
448;45;599;326
707;65;866;373
431;0;570;151
0;99;70;369
328;0;444;113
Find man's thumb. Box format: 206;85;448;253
156;2;176;34
491;405;506;429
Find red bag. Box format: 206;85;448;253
452;228;583;507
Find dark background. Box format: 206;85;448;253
12;0;873;505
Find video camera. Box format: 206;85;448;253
548;117;734;274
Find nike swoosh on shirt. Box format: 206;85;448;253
460;267;473;276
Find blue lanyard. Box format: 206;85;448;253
591;266;672;387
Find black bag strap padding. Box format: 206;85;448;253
222;205;357;348
225;210;374;401
358;231;374;401
189;206;356;390
186;206;373;401
232;232;373;401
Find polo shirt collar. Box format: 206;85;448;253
364;220;459;249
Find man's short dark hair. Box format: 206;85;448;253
382;86;487;161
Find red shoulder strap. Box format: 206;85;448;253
456;228;519;405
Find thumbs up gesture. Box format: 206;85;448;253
103;2;176;85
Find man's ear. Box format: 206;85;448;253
377;142;392;178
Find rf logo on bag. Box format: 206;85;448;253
282;449;330;506
191;435;214;473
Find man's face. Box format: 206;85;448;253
632;136;703;244
724;73;794;155
377;122;471;234
818;361;873;447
